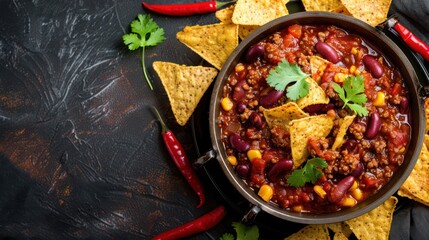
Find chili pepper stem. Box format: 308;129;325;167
151;106;169;133
141;46;154;91
216;0;236;9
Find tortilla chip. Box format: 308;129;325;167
232;0;289;26
302;0;342;12
294;78;330;109
425;98;429;133
290;115;334;167
340;0;392;27
326;222;353;238
345;196;397;240
310;56;330;83
176;23;238;70
332;115;356;151
329;5;352;15
239;25;260;40
398;142;429;206
333;232;349;240
152;61;218;126
284;224;330;240
215;5;235;23
263;102;309;131
425;134;429;147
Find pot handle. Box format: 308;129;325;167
241;204;261;224
193;149;216;169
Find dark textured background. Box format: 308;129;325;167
0;0;428;239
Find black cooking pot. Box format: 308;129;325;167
208;12;425;224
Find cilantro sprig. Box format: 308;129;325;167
287;158;328;187
332;75;369;117
266;59;310;100
219;222;259;240
123;14;165;90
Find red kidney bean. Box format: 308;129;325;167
236;102;247;113
365;112;381;139
233;80;246;101
351;163;364;178
260;90;284;108
362;55;383;78
315;42;340;63
236;163;250;178
342;139;358;154
229;133;250;152
328;175;355;203
249;112;263;129
267;159;293;182
303;104;324;113
244;44;265;63
399;97;409;114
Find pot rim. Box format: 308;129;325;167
209;11;425;224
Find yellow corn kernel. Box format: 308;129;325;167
354;69;361;76
292;205;304;212
349;181;358;191
221;97;234;111
334;73;347;83
235;63;245;72
351;47;358;55
349;65;357;74
227;155;237;166
247;149;262;162
341;197;357;207
258;184;274;202
351;188;363;201
373;91;386;107
313;185;327;199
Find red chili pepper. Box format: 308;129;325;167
151;205;226;240
151;106;205;208
142;1;236;16
393;21;429;61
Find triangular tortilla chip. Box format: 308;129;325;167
284;224;330;240
302;0;342;11
290;115;334;167
152;61;218;126
326;222;353;238
329;5;352;15
332;115;356;151
215;5;235;23
176;23;238;70
232;0;289;26
294;77;330;109
425;98;429;133
263;102;309;131
310;56;330;83
239;25;259;40
345;196;398;240
340;0;392;27
398;142;429;206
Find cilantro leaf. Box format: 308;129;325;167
219;222;259;240
332;75;368;117
287;158;328;187
266;59;310;100
122;14;165;90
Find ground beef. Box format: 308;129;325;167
246;68;262;86
270;126;291;148
338;153;360;175
349;123;366;140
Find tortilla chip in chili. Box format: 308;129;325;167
332;115;356;151
284;224;330;240
152;61;218;126
294;78;330;109
232;0;289;26
301;0;342;12
398;142;429;206
289;115;334;167
345;196;397;240
340;0;392;27
176;23;238;70
310;56;330;83
263;102;309;131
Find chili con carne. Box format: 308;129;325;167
152;106;205;208
142;1;236;17
151;205;226;240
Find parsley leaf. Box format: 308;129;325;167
266;59;310;100
219;222;259;240
123;14;165;90
287;158;328;187
332;75;369;117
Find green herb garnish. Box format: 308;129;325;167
332;75;369;117
287;158;328;187
266;59;310;100
122;14;165;90
219;222;259;240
